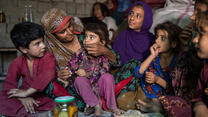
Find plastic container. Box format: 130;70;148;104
53;96;78;117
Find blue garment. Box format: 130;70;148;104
117;0;132;12
134;56;175;99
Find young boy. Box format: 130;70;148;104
0;22;56;116
192;11;208;117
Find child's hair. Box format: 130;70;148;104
91;2;110;17
10;22;45;50
154;21;182;53
85;21;109;45
196;11;208;32
195;0;208;7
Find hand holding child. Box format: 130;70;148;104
18;97;40;114
145;72;158;84
58;67;72;80
84;42;107;57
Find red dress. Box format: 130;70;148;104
0;51;56;116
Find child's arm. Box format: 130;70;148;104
145;72;167;88
138;44;159;74
8;88;37;98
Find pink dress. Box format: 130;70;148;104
0;51;56;116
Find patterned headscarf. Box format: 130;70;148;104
41;8;82;70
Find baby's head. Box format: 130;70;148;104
10;22;45;58
193;11;208;59
154;21;182;54
84;21;109;46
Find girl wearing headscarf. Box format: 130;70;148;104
41;8;121;111
113;1;155;97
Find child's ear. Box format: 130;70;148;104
101;40;106;46
19;47;28;54
171;41;177;48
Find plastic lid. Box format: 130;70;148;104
55;96;75;103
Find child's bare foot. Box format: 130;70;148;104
94;104;102;116
112;108;125;115
136;99;147;112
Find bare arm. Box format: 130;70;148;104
138;44;159;74
139;55;155;74
8;88;37;98
155;76;167;88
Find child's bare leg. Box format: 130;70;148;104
94;104;102;116
194;102;208;117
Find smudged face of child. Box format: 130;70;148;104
84;31;105;45
20;38;46;59
193;25;208;59
155;29;175;54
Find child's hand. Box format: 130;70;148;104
58;67;72;80
18;97;40;114
8;89;28;98
145;72;158;84
150;44;159;58
75;69;87;77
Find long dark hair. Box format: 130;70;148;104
91;2;110;17
154;21;182;54
85;21;109;45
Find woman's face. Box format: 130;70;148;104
84;31;103;45
155;29;173;53
54;22;75;43
128;6;144;32
94;4;104;20
193;25;208;59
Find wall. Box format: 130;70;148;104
0;0;105;48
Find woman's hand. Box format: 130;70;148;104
145;72;158;84
75;69;87;77
84;42;107;57
57;67;72;80
18;97;39;114
150;44;159;58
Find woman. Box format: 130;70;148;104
113;1;155;95
41;8;121;111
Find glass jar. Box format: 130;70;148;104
53;96;78;117
0;9;6;23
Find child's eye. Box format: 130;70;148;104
89;35;95;40
161;36;166;41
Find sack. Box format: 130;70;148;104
117;86;146;111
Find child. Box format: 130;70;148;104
134;21;182;112
0;22;56;116
67;22;123;116
92;2;118;44
192;11;208;117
